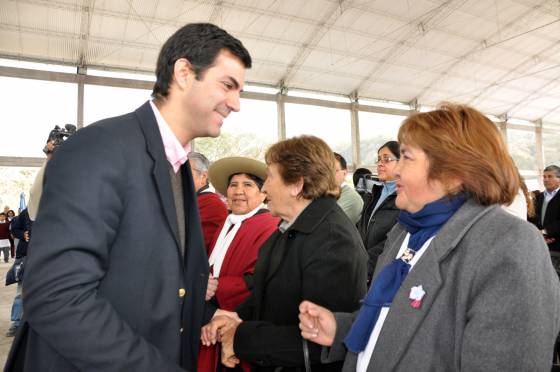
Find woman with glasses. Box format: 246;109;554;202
358;141;400;281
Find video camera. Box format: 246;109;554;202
355;174;382;196
43;124;77;154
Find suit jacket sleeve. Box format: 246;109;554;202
22;125;184;372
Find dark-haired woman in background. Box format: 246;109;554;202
357;141;400;281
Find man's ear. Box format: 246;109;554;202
172;58;195;89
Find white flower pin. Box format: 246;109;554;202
409;285;426;309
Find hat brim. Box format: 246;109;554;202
208;157;267;196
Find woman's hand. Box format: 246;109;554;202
200;314;242;346
219;317;241;368
206;276;218;301
214;309;241;322
299;300;336;346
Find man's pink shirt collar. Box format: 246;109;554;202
149;100;191;173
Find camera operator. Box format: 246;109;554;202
5;125;75;338
28;124;76;221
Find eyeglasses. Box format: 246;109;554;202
375;156;398;165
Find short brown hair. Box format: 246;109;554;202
398;103;518;206
265;135;339;200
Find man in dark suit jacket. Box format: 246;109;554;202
5;23;251;372
531;165;560;252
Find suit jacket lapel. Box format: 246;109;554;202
536;193;544;227
135;101;181;253
544;192;560;225
368;200;494;370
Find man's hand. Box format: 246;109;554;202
23;231;30;242
298;300;337;346
206;276;218;301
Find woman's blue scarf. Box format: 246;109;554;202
344;194;466;353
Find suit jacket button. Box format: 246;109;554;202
180;328;183;333
179;288;186;298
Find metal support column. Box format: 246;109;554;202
350;92;360;169
276;83;287;141
77;66;86;129
498;116;507;142
535;119;544;188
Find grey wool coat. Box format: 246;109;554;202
324;199;560;371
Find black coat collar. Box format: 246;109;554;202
286;196;338;234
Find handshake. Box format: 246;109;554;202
201;310;242;368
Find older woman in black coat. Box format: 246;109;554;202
202;135;368;372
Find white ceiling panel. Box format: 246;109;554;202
349;10;408;38
412;30;479;57
243;39;298;66
274;0;333;22
95;0;134;14
436;9;497;41
369;64;438;88
361;81;421;103
544;110;560;122
391;47;458;72
246;61;287;85
1;0;560;123
367;0;439;21
289;70;361;94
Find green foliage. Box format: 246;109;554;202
543;133;560;167
508;131;537;171
0;166;40;211
193;132;270;161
